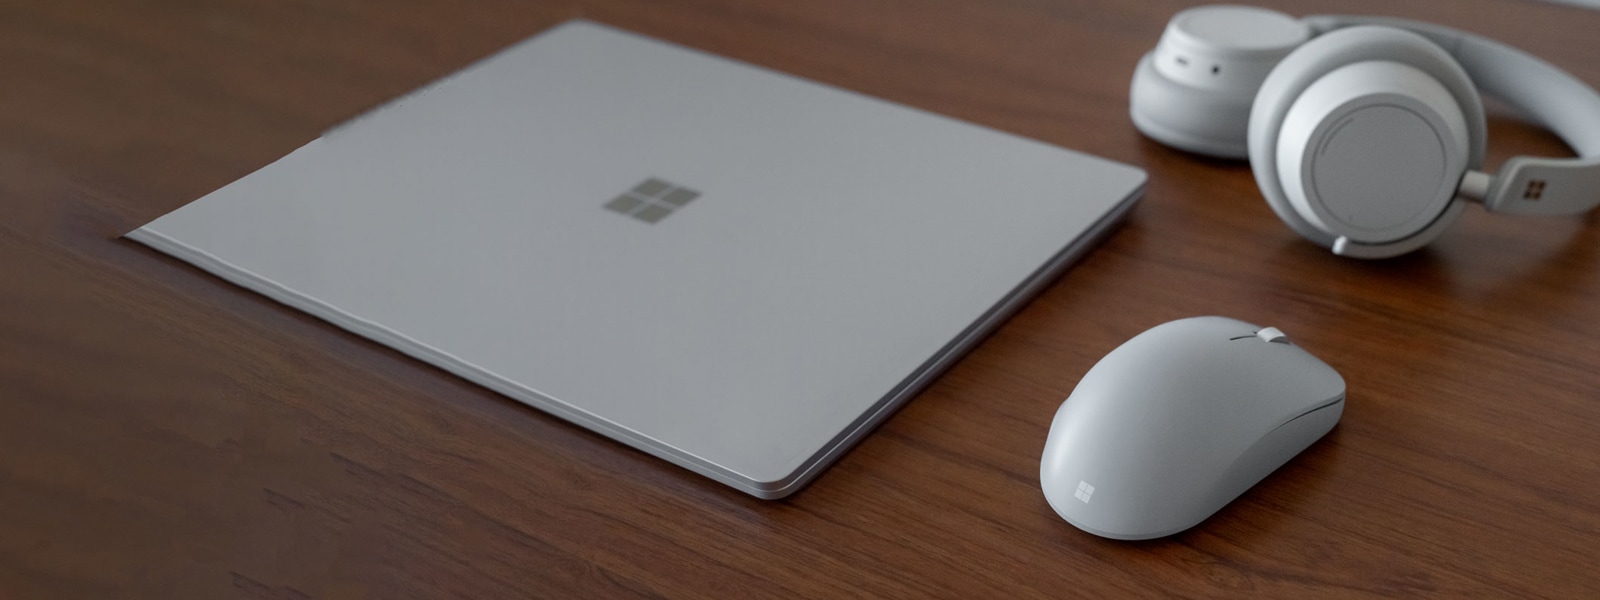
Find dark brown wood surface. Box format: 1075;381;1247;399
5;0;1600;597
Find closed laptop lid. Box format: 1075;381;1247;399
128;21;1146;497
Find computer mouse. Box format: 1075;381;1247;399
1039;316;1345;540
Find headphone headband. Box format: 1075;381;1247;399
1305;15;1600;216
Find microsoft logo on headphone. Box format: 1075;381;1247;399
1523;179;1547;200
604;178;700;223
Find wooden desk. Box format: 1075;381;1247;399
4;0;1598;597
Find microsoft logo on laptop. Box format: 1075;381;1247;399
604;178;700;224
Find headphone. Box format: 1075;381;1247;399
1130;5;1600;258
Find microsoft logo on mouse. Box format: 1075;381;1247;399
1074;480;1095;503
604;178;700;224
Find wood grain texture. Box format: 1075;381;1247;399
4;0;1599;597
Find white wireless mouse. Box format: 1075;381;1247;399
1040;316;1345;540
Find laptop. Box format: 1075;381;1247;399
127;21;1146;498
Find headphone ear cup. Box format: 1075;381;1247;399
1248;26;1488;256
1130;6;1310;158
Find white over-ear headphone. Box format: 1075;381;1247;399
1131;5;1600;258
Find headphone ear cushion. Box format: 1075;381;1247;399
1248;26;1487;250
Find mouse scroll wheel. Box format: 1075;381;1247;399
1255;327;1290;344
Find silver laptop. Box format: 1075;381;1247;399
127;21;1146;498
